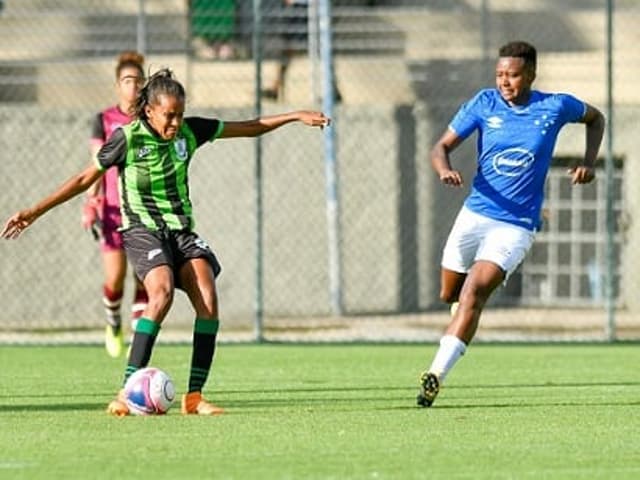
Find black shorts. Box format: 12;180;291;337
123;227;222;287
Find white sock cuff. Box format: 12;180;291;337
440;334;467;356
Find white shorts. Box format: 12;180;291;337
441;206;535;278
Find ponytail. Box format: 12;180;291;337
135;68;186;120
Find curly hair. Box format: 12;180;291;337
498;41;537;72
134;68;186;120
115;50;145;80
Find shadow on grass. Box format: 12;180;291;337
0;392;113;399
410;399;640;410
220;385;411;395
448;380;640;390
217;380;640;411
2;381;638;413
0;402;106;412
219;379;639;396
220;396;640;412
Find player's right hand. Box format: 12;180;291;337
82;196;103;240
439;169;464;187
1;209;37;239
82;196;103;230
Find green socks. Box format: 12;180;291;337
188;318;219;393
123;317;160;386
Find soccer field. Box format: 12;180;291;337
1;343;638;479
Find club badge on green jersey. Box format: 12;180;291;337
174;138;188;161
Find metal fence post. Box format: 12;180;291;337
319;0;342;316
137;0;147;56
605;0;616;341
253;0;265;342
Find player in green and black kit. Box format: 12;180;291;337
2;68;331;416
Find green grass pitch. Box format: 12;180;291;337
1;343;639;479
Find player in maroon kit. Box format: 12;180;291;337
82;51;149;357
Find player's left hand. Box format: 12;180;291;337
299;111;331;129
568;165;595;184
1;209;37;239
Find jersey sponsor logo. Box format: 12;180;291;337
137;146;153;159
487;116;503;129
174;138;188;161
492;148;535;177
147;248;162;260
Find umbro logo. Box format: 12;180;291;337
138;146;153;159
147;248;162;260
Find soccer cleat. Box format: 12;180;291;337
106;389;129;416
416;371;440;408
105;324;124;358
181;392;224;416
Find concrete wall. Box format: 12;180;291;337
614;107;640;310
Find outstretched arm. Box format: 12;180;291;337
569;103;605;185
219;110;330;138
2;163;104;239
430;127;466;187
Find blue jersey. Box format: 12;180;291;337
449;88;586;231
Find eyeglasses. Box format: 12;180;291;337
119;75;145;86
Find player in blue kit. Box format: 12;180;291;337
417;41;605;407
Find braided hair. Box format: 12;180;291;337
135;68;186;120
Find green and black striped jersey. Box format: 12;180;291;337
96;117;224;231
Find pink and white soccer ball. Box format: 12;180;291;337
124;367;176;415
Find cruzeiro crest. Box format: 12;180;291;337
174;137;188;161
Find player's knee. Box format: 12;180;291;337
458;287;491;311
195;291;218;319
146;286;174;318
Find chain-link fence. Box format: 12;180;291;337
1;0;639;343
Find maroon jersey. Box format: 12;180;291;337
90;106;134;250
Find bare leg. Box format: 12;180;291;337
418;261;505;407
130;274;148;329
102;249;127;295
440;267;467;304
445;260;505;344
263;50;292;100
124;265;174;372
101;249;128;357
140;265;174;323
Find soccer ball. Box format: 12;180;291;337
124;367;176;415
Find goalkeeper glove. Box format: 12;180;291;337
82;196;103;240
